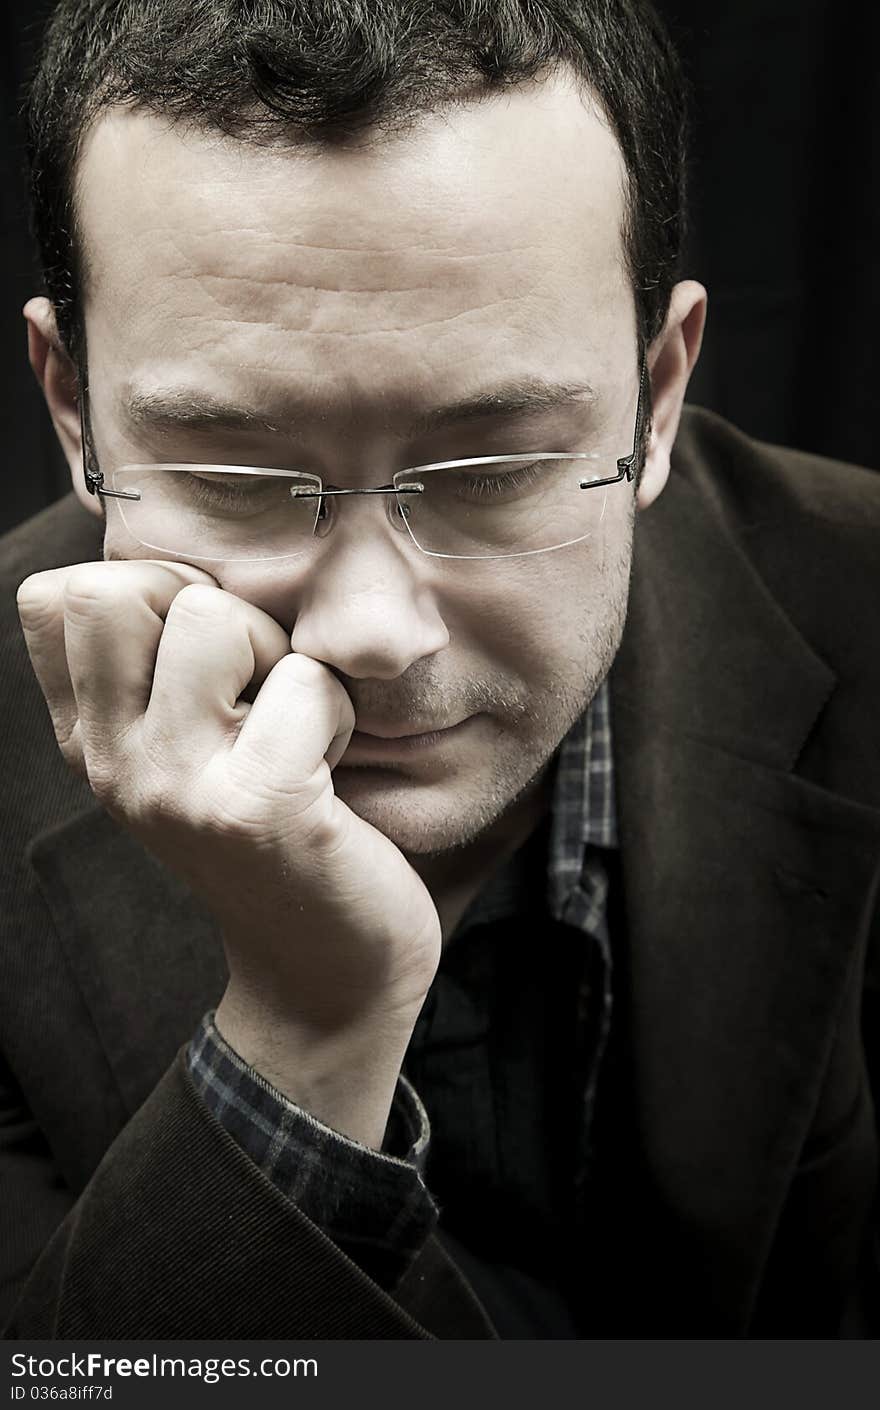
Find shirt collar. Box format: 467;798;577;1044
452;678;618;938
546;675;617;923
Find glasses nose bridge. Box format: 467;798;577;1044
310;481;415;540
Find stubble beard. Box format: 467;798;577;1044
334;563;632;859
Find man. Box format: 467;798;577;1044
1;0;878;1340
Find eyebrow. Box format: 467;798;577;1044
122;378;599;439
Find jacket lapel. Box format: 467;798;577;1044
603;465;880;1329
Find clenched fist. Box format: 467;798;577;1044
17;560;441;1145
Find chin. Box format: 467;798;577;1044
332;767;511;857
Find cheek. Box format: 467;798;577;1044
471;529;632;694
102;511;307;609
444;556;592;679
103;507;148;564
102;508;227;584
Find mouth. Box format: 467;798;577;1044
341;715;475;763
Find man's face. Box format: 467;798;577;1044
73;75;646;855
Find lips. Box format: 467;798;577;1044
340;715;475;762
352;719;465;739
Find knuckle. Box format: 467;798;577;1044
62;564;116;616
16;572;61;631
167;582;231;626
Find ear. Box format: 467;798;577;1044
636;279;707;511
23;295;102;519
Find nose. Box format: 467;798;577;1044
289;512;450;680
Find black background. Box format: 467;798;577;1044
1;0;877;537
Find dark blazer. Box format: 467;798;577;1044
1;406;878;1338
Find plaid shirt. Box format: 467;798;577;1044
188;677;617;1292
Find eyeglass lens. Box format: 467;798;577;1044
108;456;610;562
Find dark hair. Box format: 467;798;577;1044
26;0;688;365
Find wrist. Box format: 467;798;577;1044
214;983;425;1149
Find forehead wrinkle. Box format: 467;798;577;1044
148;292;541;341
138;210;536;282
180;224;534;262
195;272;442;296
177;236;543;293
135;241;547;344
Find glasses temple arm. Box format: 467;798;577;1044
615;356;649;482
77;363;103;497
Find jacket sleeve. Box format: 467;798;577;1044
1;1049;483;1339
187;1012;439;1292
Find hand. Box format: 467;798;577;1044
18;561;441;1144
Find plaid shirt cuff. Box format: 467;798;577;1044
187;1011;438;1292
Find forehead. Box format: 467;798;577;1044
75;74;634;424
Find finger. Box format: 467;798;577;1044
229;653;356;807
60;560;217;755
144;583;291;761
18;560;212;762
17;566;86;759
